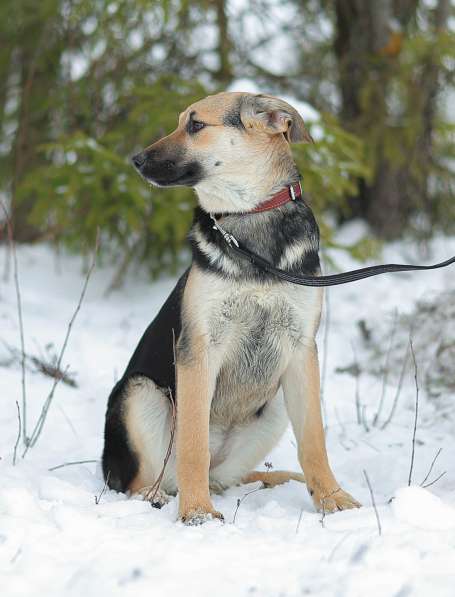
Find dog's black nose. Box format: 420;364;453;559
131;152;146;169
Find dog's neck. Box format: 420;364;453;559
190;192;320;281
194;153;300;214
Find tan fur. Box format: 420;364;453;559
242;470;305;487
282;341;360;512
175;268;223;521
176;355;224;521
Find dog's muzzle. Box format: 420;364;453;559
131;150;203;187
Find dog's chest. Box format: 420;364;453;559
198;281;319;425
207;280;319;379
211;287;301;362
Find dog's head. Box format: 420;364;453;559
132;92;312;212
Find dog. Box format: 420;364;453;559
102;91;361;524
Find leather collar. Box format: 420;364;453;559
250;181;303;213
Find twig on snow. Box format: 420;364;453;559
23;230;100;457
361;405;370;432
350;341;362;426
232;485;264;524
373;310;398;427
1;341;78;388
408;339;419;487
422;471;447;489
49;459;98;472
420;448;443;487
363;470;382;536
296;506;305;534
10;547;22;564
1;200;28;446
13;401;21;466
381;342;410;430
95;471;110;504
327;531;353;562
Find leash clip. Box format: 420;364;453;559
289;181;302;201
210;215;239;248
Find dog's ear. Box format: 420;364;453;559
240;94;313;144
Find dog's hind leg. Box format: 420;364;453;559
135;487;172;509
123;376;178;499
242;470;305;488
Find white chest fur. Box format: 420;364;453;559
187;269;323;425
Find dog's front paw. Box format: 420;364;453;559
311;486;361;513
179;504;224;526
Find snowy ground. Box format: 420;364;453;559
1;229;455;597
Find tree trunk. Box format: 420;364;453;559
214;0;233;86
412;0;449;215
333;0;447;238
10;13;63;242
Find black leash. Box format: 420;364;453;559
210;216;455;287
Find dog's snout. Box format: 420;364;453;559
131;142;202;187
132;152;146;169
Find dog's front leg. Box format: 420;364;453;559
176;334;223;525
282;340;361;513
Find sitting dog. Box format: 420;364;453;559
102;91;360;524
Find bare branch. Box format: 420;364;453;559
420;448;443;487
327;531;353;562
1;341;78;388
422;471;447;489
23;230;100;457
363;470;382;536
48;459;98;472
408;339;419;486
232;485;263;524
13;401;21;466
95;471;110;505
381;342;410;430
350;341;362;425
361;405;370;432
0;200;28;446
295;506;305;534
373;310;398;427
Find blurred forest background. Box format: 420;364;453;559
1;0;454;280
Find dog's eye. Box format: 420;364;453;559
188;120;205;134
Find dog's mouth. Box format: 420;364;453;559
132;152;203;188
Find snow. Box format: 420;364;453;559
1;232;455;597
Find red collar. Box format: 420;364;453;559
250;181;303;214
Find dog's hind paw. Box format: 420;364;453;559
136;487;171;509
